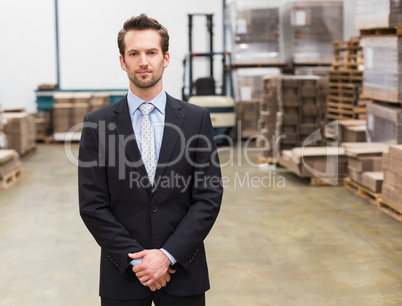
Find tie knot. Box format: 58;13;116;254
139;103;156;116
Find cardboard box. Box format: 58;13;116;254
53;104;72;133
361;171;383;193
384;170;397;188
348;156;383;172
348;168;362;184
2;112;36;156
382;183;402;206
0;149;21;180
366;102;402;144
280;146;348;178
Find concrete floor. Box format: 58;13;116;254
1;143;402;305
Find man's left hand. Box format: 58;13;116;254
129;250;174;288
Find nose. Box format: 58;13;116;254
139;53;148;67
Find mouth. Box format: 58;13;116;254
137;71;152;76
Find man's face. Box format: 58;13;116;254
120;29;169;91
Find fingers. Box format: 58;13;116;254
168;267;176;274
128;250;147;259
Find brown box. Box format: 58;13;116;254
384;170;397;188
302;105;318;116
0;149;21;181
361;171;383;193
348;156;383;172
73;93;92;104
382;152;390;171
348;168;362;184
342;125;366;142
382;183;402;206
54;93;74;104
53;104;72;133
2;113;36;156
300;86;317;98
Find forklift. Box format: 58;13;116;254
182;14;236;144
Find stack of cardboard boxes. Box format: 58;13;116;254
279;75;327;150
0;149;22;190
279;147;348;184
53;92;110;135
2;112;36;156
380;145;402;217
256;76;280;161
342;143;387;193
257;75;327;163
235;69;280;139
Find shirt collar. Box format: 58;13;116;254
127;89;166;115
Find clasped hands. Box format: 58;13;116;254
128;250;176;292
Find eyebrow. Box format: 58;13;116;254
127;48;159;53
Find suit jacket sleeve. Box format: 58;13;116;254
78;113;144;274
162;109;223;270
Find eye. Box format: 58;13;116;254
129;52;138;56
148;51;156;55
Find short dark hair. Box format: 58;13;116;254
118;14;169;57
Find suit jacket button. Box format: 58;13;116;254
151;206;158;213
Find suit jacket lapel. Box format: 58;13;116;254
154;94;185;181
111;96;147;178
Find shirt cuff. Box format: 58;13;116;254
130;258;143;266
160;248;177;265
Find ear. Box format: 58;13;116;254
163;51;170;68
119;55;127;71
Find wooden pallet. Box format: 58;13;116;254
360;27;402;37
300;176;344;186
256;154;273;165
0;167;23;190
343;177;380;205
35;134;55;144
376;196;402;222
329;71;363;84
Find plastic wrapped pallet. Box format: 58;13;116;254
234;68;280;102
355;0;402;29
366;102;402;144
361;36;402;103
291;1;343;64
228;1;291;65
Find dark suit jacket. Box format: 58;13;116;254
78;93;223;300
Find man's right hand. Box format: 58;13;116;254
147;267;176;291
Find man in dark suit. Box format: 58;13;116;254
78;14;223;306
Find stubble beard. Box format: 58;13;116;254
130;72;163;89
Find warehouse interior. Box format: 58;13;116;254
2;0;402;305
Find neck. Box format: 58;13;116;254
129;83;163;102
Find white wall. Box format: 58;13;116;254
0;0;358;113
0;0;224;113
